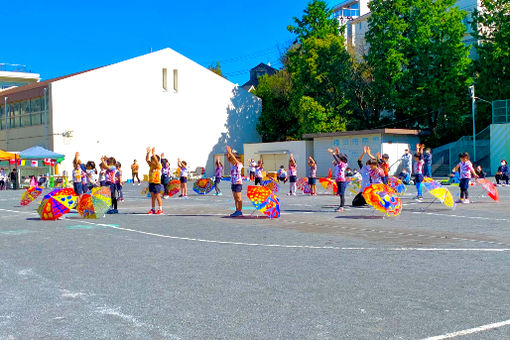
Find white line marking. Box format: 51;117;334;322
422;318;510;339
73;220;510;252
412;211;508;222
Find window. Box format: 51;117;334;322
362;137;369;144
343;139;349;146
352;138;359;145
173;69;178;92
162;68;168;91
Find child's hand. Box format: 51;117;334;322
367;147;371;153
376;152;381;158
335;147;339;154
75;152;80;158
151;147;156;154
226;146;232;153
328;148;334;154
146;147;151;153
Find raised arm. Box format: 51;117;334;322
366;147;376;160
146;147;151;166
226;146;239;166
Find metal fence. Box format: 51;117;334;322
493;100;510;124
432;126;491;176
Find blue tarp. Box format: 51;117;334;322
19;146;65;160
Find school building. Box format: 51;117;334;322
0;48;262;176
244;129;421;177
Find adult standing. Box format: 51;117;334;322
0;168;6;190
401;149;413;175
131;159;140;185
423;147;433;177
9;168;18;190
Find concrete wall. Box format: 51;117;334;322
490;123;510;174
0;125;47;152
243;141;313;176
48;48;261;177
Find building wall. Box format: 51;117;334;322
490;123;510;174
0;125;47;152
243;141;313;176
48;48;261;176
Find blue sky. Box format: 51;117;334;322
2;0;337;85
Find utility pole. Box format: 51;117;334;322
4;96;7;150
469;85;476;162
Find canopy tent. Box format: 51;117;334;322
0;149;18;161
19;146;65;161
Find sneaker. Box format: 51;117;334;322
113;209;119;214
337;207;344;213
147;209;155;215
456;199;464;204
230;210;243;217
287;193;292;196
164;196;170;199
178;194;183;198
217;193;223;196
155;209;163;215
106;209;115;214
415;195;422;200
463;199;470;204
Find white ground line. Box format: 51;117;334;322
422;318;510;339
412;211;509;222
73;220;510;252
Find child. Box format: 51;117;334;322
177;158;188;197
116;162;124;202
277;166;287;183
131;159;140;185
474;165;486;179
398;168;411;185
0;168;5;190
352;146;371;207
380;154;390;185
99;162;106;187
496;160;509;186
307;156;317;196
329;148;348;212
413;144;425;200
214;156;223;196
101;155;119;214
452;152;478;204
227;146;243;217
249;159;257;182
254;158;264;186
146;147;163;214
423;147;433;177
72;153;86;204
161;159;171;199
288;154;298;196
86;161;98;190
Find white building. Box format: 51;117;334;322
304;129;421;177
0;63;40;90
243;141;313;175
0;48;262;177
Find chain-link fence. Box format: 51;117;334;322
432;126;491;176
493;100;510;124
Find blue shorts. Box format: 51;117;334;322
336;181;348;195
414;174;424;183
180;177;188;184
382;176;389;185
149;183;163;194
231;184;243;193
308;177;316;185
289;176;297;183
73;182;83;195
459;178;470;190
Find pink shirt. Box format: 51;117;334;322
334;161;348;182
231;163;243;184
309;164;317;178
459;160;474;179
369;167;384;184
289;164;297;177
414;159;424;175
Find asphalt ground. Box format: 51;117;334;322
0;181;509;340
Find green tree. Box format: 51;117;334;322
208;61;225;78
472;0;510;127
254;71;298;141
366;0;472;145
285;0;353;136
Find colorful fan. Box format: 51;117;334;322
37;188;78;220
319;178;337;194
362;183;402;217
422;177;455;209
348;177;361;195
262;177;280;193
20;186;43;206
141;187;149;196
296;177;311;194
247;185;280;218
476;178;499;201
388;176;406;195
77;186;112;219
167;180;180;197
193;178;215;195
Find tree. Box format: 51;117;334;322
254;70;298;141
285;0;353;136
472;0;510;127
208;61;225;78
366;0;472;145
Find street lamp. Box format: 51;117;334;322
4;96;7;150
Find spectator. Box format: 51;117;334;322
399;168;411;185
0;168;6;190
423;147;432;177
401;149;413;175
496;160;509;186
474;165;486;179
9;168;18;190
